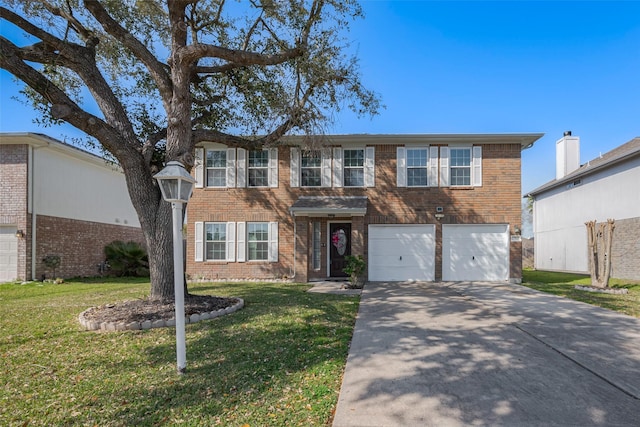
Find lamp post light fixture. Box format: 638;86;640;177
153;161;196;374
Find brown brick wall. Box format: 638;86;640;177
0;144;29;280
186;143;523;282
35;215;144;279
610;217;640;281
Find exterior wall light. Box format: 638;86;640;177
15;230;25;238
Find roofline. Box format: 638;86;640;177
0;132;118;170
278;133;544;150
525;146;640;197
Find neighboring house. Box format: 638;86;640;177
0;133;143;281
186;133;542;283
526;132;640;280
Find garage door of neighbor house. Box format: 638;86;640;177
443;224;509;281
368;225;436;281
0;226;18;283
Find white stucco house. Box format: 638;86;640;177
0;133;143;282
526;132;640;280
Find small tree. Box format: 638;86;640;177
585;219;615;288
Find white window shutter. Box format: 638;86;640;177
236;221;246;262
194;222;204;262
194;148;204;188
440;147;450;187
321;148;332;187
396;147;406;187
236;148;246;187
268;222;278;262
226;222;236;262
333;147;343;188
290;147;300;188
364;147;375;187
473;146;483;187
428;146;439;187
226;148;236;188
269;148;278;188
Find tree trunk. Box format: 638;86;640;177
585;219;615;288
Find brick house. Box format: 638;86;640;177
526;132;640;280
186;133;542;283
0;133;143;281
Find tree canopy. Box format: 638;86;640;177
0;0;380;299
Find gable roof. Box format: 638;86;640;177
526;137;640;197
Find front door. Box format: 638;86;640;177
329;223;351;277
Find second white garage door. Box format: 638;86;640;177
442;224;510;281
368;225;435;281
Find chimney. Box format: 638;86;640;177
556;131;580;179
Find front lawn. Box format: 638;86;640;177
521;269;640;318
0;279;359;426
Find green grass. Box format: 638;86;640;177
522;269;640;318
0;279;359;426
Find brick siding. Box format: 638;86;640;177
35;215;144;280
187;143;523;282
610;217;640;280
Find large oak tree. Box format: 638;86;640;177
1;0;380;300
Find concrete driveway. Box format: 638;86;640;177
332;282;640;427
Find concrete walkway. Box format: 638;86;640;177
332;282;640;427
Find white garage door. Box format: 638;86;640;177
443;224;509;281
368;225;435;281
0;226;19;283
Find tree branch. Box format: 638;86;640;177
1;36;133;159
83;0;173;107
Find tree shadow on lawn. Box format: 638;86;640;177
97;283;359;425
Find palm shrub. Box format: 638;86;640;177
104;241;149;277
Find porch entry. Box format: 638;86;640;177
329;223;351;277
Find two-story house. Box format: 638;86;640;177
0;133;143;281
186;133;542;283
526;132;640;280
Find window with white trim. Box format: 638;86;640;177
247;222;269;261
407;148;428;186
343;149;364;187
450;148;472;186
206;150;226;187
301;151;322;187
205;222;226;260
248;150;269;187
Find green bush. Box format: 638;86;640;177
104;241;149;277
344;255;366;289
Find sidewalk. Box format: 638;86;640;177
332;281;640;427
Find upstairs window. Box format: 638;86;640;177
343;149;365;187
206;150;226;187
450;148;471;186
248;150;270;187
301;151;322;187
407;148;428;186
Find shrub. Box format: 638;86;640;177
42;255;61;278
104;241;149;277
344;255;366;289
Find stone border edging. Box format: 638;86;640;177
78;298;245;332
574;285;629;295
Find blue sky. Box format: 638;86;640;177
1;1;639;194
